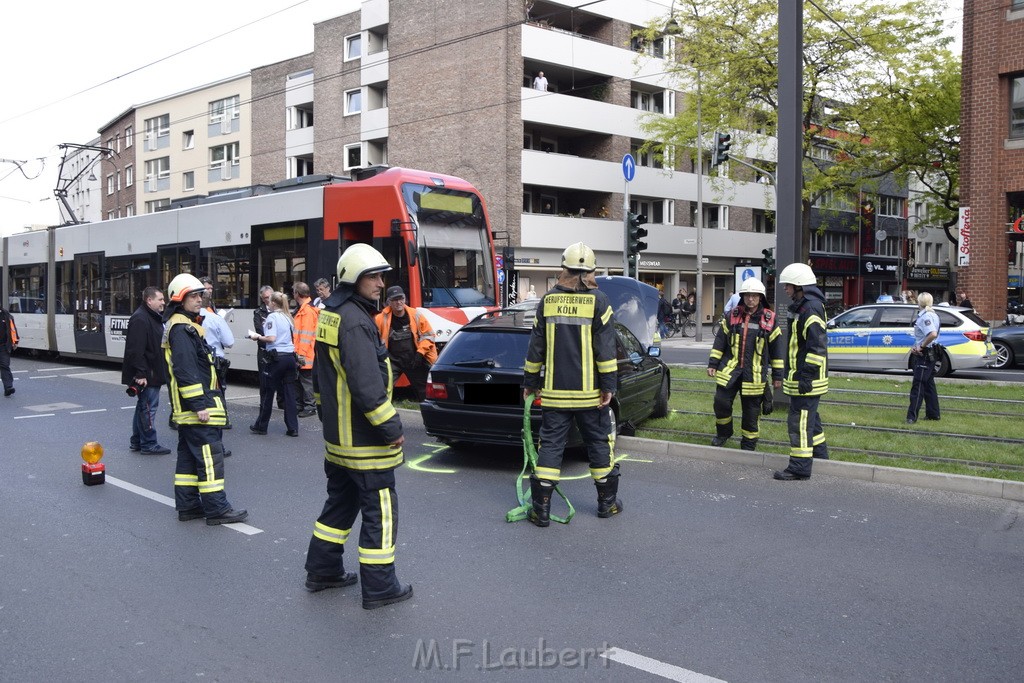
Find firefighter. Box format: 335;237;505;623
522;242;619;526
774;263;829;481
304;243;413;609
162;273;247;525
707;277;783;451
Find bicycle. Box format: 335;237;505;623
668;312;697;338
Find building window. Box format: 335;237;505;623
810;230;855;254
344;143;362;170
183;171;195;192
144;157;170;191
288;104;314;130
106;174;114;195
209;95;240;123
183;130;195;150
210;142;240;168
1012;75;1024;138
116;170;121;191
125;125;133;148
125;165;133;187
107;210;115;220
344;89;362;116
144;114;170;150
145;199;171;214
877;195;905;217
345;33;362;61
114;135;121;154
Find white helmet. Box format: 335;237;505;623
336;243;392;285
561;242;597;272
778;263;817;287
167;273;205;303
738;278;766;296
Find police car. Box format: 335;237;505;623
826;303;997;376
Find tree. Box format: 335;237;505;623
637;0;956;254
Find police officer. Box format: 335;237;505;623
522;242;619;526
774;263;829;481
163;273;247;525
707;278;783;451
304;243;412;610
907;292;941;423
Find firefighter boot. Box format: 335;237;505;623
528;477;553;527
595;476;623;518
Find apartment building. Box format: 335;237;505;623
55;138;103;225
961;0;1024;320
98;74;252;220
249;0;774;317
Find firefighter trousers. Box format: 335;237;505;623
713;375;763;450
174;424;231;516
305;462;403;600
784;394;829;477
535;406;616;481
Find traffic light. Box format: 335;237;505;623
627;212;649;257
761;247;775;277
712;131;732;166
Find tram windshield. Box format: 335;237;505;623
401;183;495;308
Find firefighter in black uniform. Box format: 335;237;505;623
163;273;247;525
522;242;620;526
707;277;783;451
774;263;830;481
304;243;413;609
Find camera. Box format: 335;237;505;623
126;384;140;397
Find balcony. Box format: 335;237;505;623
521;23;669;88
522;88;646;138
361;49;389;86
362;107;389;140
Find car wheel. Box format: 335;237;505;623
933;350;952;377
651;374;670;418
992;341;1014;369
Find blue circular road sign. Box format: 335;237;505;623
622;154;636;182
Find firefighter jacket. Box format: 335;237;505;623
374;305;438;364
0;307;18;350
313;286;403;471
292;300;320;370
708;304;784;395
782;285;829;397
121;303;168;387
523;283;618;410
162;311;227;426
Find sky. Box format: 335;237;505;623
0;0;963;237
0;0;357;236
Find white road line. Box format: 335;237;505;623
71;409;107;414
105;476;262;535
227;393;261;400
121;406;135;410
29;375;63;379
601;648;726;683
14;414;55;419
12;370;29;374
36;367;68;372
64;371;116;377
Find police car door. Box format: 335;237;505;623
869;306;916;370
827;306;875;369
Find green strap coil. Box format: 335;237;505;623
505;402;575;524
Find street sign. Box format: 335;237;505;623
622;154;635;182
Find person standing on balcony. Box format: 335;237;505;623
532;71;548;91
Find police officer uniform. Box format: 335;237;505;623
523;242;620;525
907;296;941;423
163;274;246;524
304;244;412;609
707;279;783;451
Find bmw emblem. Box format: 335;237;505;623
484;374;492;382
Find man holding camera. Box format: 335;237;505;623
122;286;171;455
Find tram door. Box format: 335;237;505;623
74;252;106;355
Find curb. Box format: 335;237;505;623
617;435;1024;503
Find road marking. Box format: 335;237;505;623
29;374;63;379
227;393;261;401
36;367;68;372
14;413;55;419
601;648;726;683
105;476;263;535
121;406;135;410
71;409;107;414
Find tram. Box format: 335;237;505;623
1;166;498;372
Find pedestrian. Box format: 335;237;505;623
657;291;673;338
906;292;941;424
522;242;620;526
122;286;171;454
956;288;973;309
0;301;20;397
248;292;299;437
375;285;437;402
724;290;740;314
707;278;783;451
304;243;413;609
532;70;548;91
291;282;320;417
163;273;247;525
200;289;234;433
313;278;332;309
251;285;281;411
773;263;829;481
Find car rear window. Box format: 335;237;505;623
440;329;530;368
958;310;987;327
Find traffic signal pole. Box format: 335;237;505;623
695;70;705;342
623;179;630;277
776;0;803;319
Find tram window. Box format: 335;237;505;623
254;223;307;298
9;264;46;313
107;256;154;315
56;262;73;316
200;246;250;308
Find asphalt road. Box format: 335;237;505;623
2;357;1023;682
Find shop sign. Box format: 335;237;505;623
810;255;857;274
909;265;949;280
862;259;898;275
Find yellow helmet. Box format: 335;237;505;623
778;263;817;287
561;242;597;272
336;243;392;285
167;273;205;303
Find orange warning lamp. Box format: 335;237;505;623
81;442;106;486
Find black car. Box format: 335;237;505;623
420;307;670;448
990;324;1024;368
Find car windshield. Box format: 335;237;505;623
440;328;530;369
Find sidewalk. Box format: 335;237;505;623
658;324;717;349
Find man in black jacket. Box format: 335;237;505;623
122;287;171;454
0;302;18;396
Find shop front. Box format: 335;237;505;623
809;254;859;309
908;265;950;303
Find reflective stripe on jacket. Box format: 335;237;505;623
162;312;227;426
523;285;617;410
375;306;438;364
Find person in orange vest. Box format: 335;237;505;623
375;286;437;402
0;302;19;396
291;282;320;417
